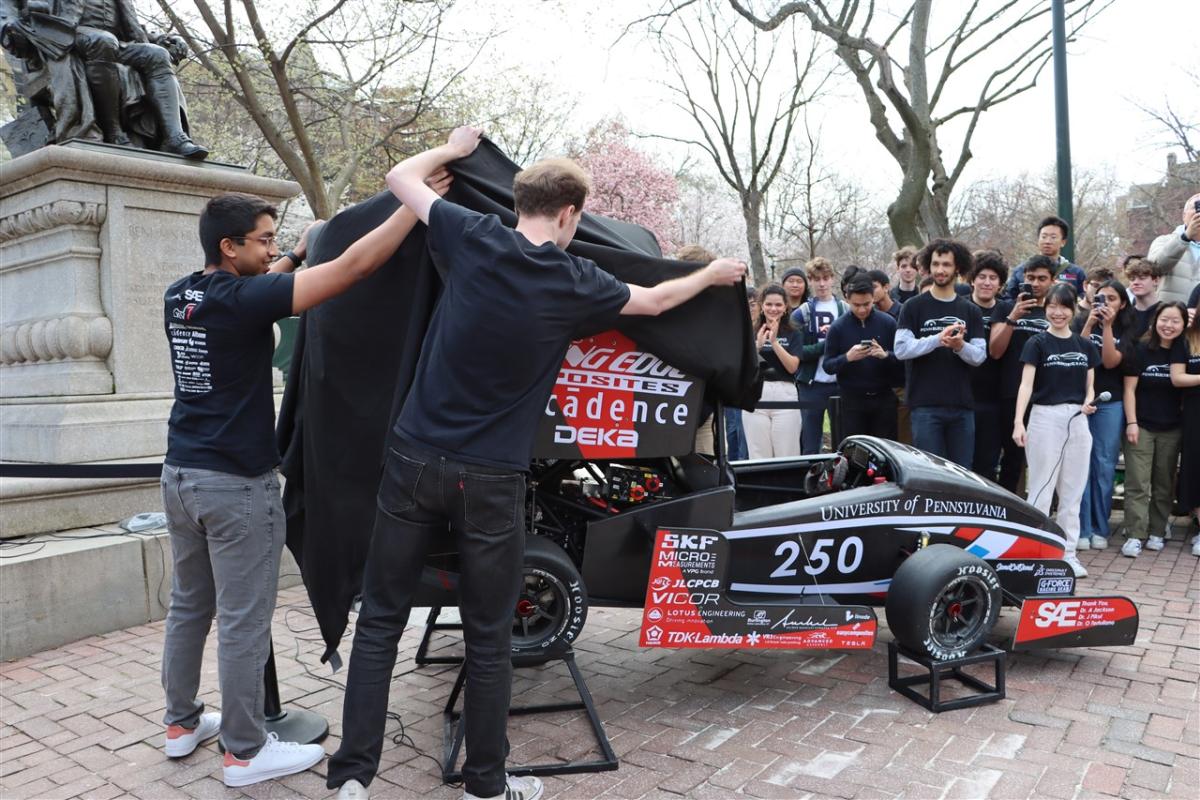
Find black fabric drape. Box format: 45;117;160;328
277;140;758;664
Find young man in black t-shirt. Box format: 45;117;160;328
988;255;1054;491
327;128;746;800
967;251;1008;480
895;239;986;467
161;183;447;787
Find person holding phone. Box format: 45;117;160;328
1169;295;1200;557
1147;193;1200;305
1013;284;1100;577
894;239;986;466
1071;279;1134;550
989;256;1055;492
823;276;901;439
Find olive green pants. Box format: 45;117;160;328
1122;427;1182;540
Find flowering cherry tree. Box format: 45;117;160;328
576;121;680;254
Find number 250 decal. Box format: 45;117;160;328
770;536;864;579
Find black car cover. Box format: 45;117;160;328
277;139;758;665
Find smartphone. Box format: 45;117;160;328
1095;293;1107;308
859;339;873;349
1019;282;1033;298
1194;199;1200;214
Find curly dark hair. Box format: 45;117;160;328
969;249;1009;284
916;238;974;277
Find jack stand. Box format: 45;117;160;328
441;649;618;782
416;606;464;665
888;642;1006;712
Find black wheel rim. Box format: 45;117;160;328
928;576;989;651
511;569;568;649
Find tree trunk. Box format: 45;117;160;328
741;193;769;286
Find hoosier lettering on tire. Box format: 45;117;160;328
511;536;589;661
885;544;1002;661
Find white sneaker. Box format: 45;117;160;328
222;732;325;787
464;774;544;800
1192;538;1200;557
164;712;221;758
1092;536;1109;550
1064;554;1088;578
1076;538;1091;551
1121;539;1142;558
338;779;370;799
1146;535;1165;551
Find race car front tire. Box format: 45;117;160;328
511;536;589;662
885;544;1001;661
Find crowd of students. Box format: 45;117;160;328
729;216;1200;579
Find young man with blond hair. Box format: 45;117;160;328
326;128;745;800
792;256;847;454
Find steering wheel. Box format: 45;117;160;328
803;455;849;495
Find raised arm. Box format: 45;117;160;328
385;126;482;224
291;170;452;314
620;258;746;316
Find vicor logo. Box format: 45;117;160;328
1034;600;1080;628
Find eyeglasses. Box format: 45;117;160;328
227;234;277;247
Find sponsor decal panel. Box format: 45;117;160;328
1012;596;1138;649
535;332;704;460
639;529;877;650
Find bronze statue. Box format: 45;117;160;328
1;0;208;159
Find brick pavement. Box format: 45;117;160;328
2;538;1197;799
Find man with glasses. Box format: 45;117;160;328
160;175;449;787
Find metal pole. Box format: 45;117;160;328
1052;0;1075;263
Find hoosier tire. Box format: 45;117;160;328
511;536;588;661
885;544;1001;661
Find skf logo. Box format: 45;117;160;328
1035;600;1080;628
662;533;718;550
645;625;663;644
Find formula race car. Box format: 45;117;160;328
414;335;1139;663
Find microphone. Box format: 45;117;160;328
1094;391;1112;404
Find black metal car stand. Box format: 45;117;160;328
440;649;618;782
415;606;466;665
887;642;1006;712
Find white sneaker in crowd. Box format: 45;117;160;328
164;712;221;758
222;732;325;787
338;779;370;799
1076;538;1091;551
1192;535;1200;558
1121;538;1142;558
1092;536;1109;550
1146;535;1165;551
1064;554;1088;578
464;774;544;800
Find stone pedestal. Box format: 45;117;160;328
1;143;300;536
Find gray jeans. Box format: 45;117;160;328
160;464;284;758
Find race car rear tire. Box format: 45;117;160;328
885;544;1001;661
511;536;588;662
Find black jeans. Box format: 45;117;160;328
327;438;526;798
997;397;1028;493
839;389;898;440
972;400;1004;481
